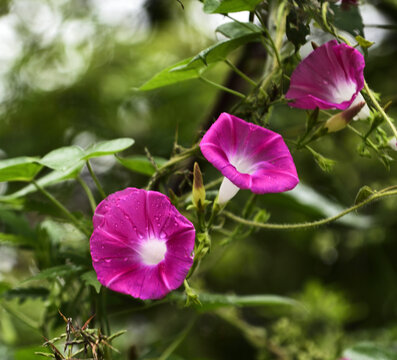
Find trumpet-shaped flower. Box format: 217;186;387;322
286;40;369;119
200;113;299;204
90;188;195;300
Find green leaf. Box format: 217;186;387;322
175;32;261;72
356;35;375;49
81;271;102;294
343;342;397;360
1;161;85;199
1;287;49;301
0;281;11;296
286;7;310;49
203;0;263;14
140;23;261;91
331;3;364;37
0;157;42;182
39;146;85;171
170;292;301;312
23;265;84;283
116;155;167;176
0;232;34;247
82;138;134;160
355;185;374;205
139;57;205;91
216;21;262;38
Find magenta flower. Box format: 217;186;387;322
285;40;369;119
90;188;195;300
200;113;299;204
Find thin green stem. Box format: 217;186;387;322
347;124;379;153
86;161;106;199
255;10;282;69
146;145;199;190
321;2;351;44
225;59;257;87
223;189;397;231
157;315;197;360
364;81;397;139
199;76;246;99
77;176;96;213
32;181;91;237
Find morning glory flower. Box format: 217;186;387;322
200;113;299;204
90;188;195;300
285;40;370;120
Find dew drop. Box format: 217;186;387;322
105;258;112;263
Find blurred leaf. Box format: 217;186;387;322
306;107;320;132
1;287;49;302
203;0;263;13
0;281;11;296
81;270;102;294
15;346;52;360
1;161;85;199
39;146;85;171
171;292;301;311
355;185;374;205
23;265;84;283
82;138;134;160
0;209;35;237
356;35;375;49
343;342;397;360
0;157;42;182
286;7;311;49
116;155;167;176
139;57;205;91
0;232;34;247
216;21;262;38
330;3;364;37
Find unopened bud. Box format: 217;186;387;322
388;137;397;151
193;162;206;210
325;101;365;133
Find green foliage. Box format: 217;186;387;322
343;342;397;360
0;157;42;182
203;0;263;14
139;58;205;91
116;155;167;176
0;1;396;359
140;21;261;90
81;271;102;294
355;185;374;205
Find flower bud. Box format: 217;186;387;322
192;162;206;210
324;101;365;133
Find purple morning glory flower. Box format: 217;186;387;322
200;113;299;204
90;188;195;300
285;40;369;119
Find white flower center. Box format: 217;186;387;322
330;80;356;103
140;238;167;265
230;156;255;174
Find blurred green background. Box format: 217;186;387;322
1;0;397;359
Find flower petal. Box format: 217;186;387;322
90;188;195;300
286;40;365;110
200;113;299;198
